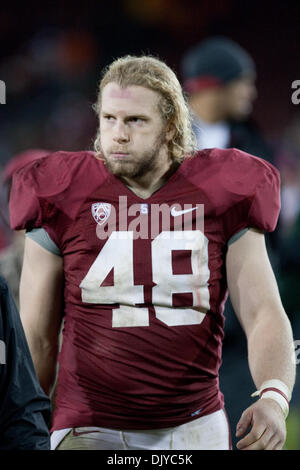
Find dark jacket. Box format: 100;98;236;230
0;275;50;449
229;118;274;164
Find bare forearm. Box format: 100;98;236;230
21;309;61;396
247;308;296;393
20;238;64;396
26;335;59;395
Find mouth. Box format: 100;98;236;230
110;152;130;160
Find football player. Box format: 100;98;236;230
9;56;295;450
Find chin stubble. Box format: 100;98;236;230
102;131;167;178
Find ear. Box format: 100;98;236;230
165;122;176;142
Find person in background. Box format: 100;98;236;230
0;274;51;449
180;36;273;163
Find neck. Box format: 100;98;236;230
121;156;179;199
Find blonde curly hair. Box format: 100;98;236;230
93;55;197;162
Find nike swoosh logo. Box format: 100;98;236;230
171;207;197;217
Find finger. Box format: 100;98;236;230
271;438;285;450
263;434;278;450
237;428;273;450
236;410;253;438
236;424;267;449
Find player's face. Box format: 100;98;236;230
99;83;170;179
223;76;257;119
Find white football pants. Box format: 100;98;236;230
51;408;231;450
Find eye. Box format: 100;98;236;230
129;117;146;123
103;114;115;121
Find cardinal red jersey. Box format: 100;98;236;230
9;148;280;431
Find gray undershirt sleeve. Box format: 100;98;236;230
25;226;248;256
227;228;249;246
26;228;62;256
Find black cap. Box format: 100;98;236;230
181;36;256;93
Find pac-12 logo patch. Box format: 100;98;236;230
91;203;111;225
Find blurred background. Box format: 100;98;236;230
0;0;299;450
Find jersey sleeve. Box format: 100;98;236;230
247;159;280;231
9;150;97;247
9;152;64;233
222;148;281;242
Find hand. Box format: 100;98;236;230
236;398;287;450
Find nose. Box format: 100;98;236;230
113;121;130;143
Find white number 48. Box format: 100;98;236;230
80;230;210;328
